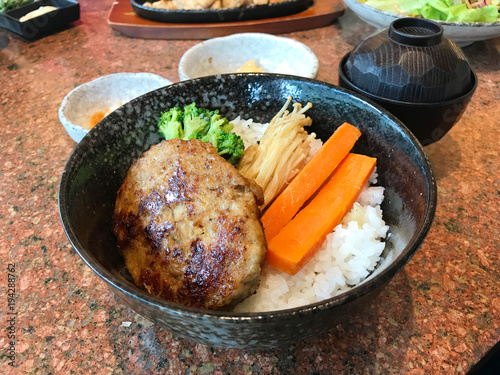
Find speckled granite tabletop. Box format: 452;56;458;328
0;1;499;373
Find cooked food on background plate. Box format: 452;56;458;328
143;0;289;10
113;98;390;312
360;0;500;22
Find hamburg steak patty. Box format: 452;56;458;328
113;139;267;310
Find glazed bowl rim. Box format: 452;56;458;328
339;52;478;107
58;73;437;320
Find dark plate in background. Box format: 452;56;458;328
130;0;313;23
0;0;80;40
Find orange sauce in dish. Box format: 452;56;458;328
89;111;107;129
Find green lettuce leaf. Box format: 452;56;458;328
361;0;500;22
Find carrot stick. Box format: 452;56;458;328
266;153;376;275
261;123;361;241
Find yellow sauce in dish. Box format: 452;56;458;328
235;60;264;73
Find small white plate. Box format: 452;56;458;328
59;72;172;143
343;0;500;47
178;33;319;81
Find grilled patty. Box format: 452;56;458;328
113;139;266;310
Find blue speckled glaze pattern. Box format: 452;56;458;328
59;74;437;349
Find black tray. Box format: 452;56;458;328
0;0;80;40
130;0;313;23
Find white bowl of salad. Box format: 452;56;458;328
344;0;500;46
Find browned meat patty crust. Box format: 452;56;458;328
113;139;267;310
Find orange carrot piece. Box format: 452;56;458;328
261;123;361;241
266;153;376;275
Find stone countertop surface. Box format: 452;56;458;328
0;1;498;373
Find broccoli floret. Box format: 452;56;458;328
217;132;245;165
157;102;245;165
208;111;234;134
200;111;235;145
201;130;245;165
158;107;184;140
183;103;211;139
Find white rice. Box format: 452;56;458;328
231;116;268;148
230;117;390;313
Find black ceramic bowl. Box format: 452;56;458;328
339;18;477;145
59;74;437;349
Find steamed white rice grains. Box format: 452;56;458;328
230;117;390;313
